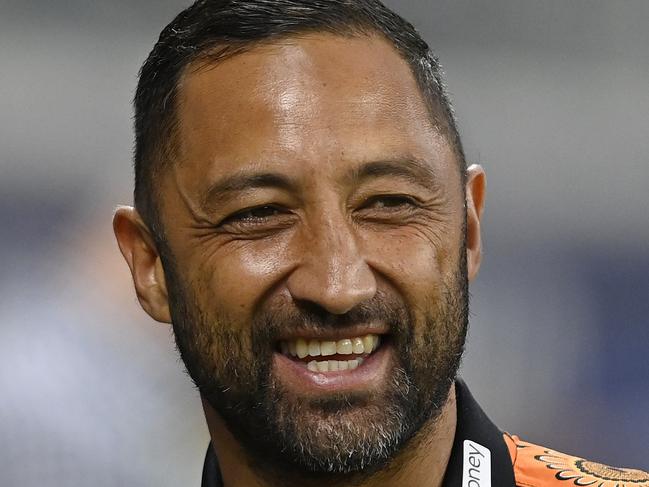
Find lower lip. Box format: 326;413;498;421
272;342;393;394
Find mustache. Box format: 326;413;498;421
251;290;412;343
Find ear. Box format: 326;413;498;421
113;206;171;323
465;164;486;282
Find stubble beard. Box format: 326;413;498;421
163;254;468;480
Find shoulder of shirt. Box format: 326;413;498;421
502;432;649;487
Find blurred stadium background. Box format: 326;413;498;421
1;1;647;485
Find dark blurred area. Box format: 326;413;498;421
1;1;647;485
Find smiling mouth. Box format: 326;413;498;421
277;334;383;373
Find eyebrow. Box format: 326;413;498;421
201;171;298;210
348;158;441;191
201;157;440;210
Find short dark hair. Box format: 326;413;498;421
133;0;465;235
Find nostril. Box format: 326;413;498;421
285;260;377;316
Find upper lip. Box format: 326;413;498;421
276;323;390;342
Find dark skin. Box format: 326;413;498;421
114;34;486;487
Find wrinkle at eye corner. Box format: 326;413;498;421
170;164;215;226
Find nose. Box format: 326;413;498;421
286;215;377;315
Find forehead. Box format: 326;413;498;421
173;33;456;192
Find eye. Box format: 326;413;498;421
353;194;421;225
236;205;281;220
222;205;284;225
362;194;418;210
217;204;297;236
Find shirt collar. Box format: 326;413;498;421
441;379;516;487
202;379;515;487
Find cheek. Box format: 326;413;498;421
365;230;439;289
361;226;462;307
190;234;297;320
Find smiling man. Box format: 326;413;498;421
113;1;649;486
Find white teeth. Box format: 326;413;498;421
296;338;308;359
320;341;337;356
308;339;321;357
316;360;329;372
336;338;353;355
352;337;364;354
362;335;373;353
305;359;365;373
281;334;382;358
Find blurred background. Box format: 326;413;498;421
1;0;647;485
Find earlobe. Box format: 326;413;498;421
113;206;172;323
465;165;486;282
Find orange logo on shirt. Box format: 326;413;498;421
536;452;649;486
505;434;649;487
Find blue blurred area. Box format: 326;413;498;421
465;241;649;469
585;251;649;396
1;1;647;485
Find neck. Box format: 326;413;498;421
202;385;457;487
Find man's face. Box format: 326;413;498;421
157;34;469;476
